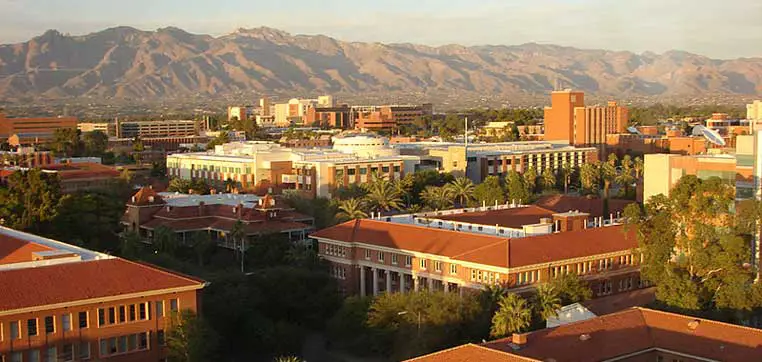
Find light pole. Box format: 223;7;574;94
397;311;421;338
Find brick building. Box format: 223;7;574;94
409;307;762;361
544;90;628;149
0;226;205;362
352;104;433;131
0;113;77;146
312;205;642;297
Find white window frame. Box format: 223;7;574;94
62;313;72;332
405;256;412;267
420;259;427;270
378;251;385;263
391;254;398;265
450;264;458;275
364;249;371;260
435;261;442;272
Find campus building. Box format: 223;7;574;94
115;120;204;139
605;133;708;158
312;204;642;297
0;113;78;146
409;307;762;362
77;122;115;136
395;141;598;181
352;104;433;131
0;163;121;194
122;188;314;248
544;90;628;149
0;226;206;362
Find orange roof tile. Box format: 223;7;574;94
580;287;656;316
406;344;537;362
0;234;54;265
42;162;121;180
0;258;204;312
436;205;556;228
129;186;164;206
312;220;635;268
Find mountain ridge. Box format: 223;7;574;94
1;26;761;100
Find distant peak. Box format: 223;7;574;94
233;26;292;39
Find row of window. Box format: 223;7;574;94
364;250;413;267
1;299;178;340
550;255;639;279
99;332;150;358
191;164;249;174
1;342;88;362
471;270;501;284
324;244;347;258
331;266;347;280
335;165;401;178
516;270;539;285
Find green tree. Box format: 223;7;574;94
206;132;230;150
473;176;505;206
274;357;302;362
392;176;414;208
541;167;556;192
490;293;532;338
624;175;761;317
50;128;82;157
523;167;538;195
561;162;573;194
230;220;247;272
82;130;108;156
191;231;215;267
421;186;454;210
616;154;636;198
533;284;562;321
132;137;145;165
336;198;368;222
579;162;600;195
505;170;530;204
447;177;475;207
0;169;62;232
166;309;218;362
633;156;644;179
363;176;403;213
153;226;179;255
223;178;237;193
549;273;593;305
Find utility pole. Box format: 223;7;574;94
464;116;469;178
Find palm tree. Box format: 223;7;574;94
120;230;142;258
392;177;413;208
421;185;453;210
191;231;215;266
336;198;368;221
633;156;644;179
229;220;247;272
600;161;617;200
561;162;573;194
490;293;532;338
274;356;302;362
523;167;538;195
533;284;562;322
541;167;556;192
223;178;237;193
152;226;178;255
364;177;403;213
447;177;475;207
616;155;636;197
579;163;600;194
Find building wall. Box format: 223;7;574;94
116;120;202;139
0;290;199;362
544;91;585;143
643;153;739;202
0;115;78;144
476;149;598;182
748;100;762;121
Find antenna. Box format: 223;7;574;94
464;116;469;177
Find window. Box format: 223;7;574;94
29;350;40;362
27;318;38;336
108;307;116;324
364;249;371;260
45;347;56;362
10;352;22;362
79;342;91;360
382;166;390;173
10;321;20;339
347;168;356;176
98;309;105;326
139;332;148;349
450;264;458;275
435;261;442;272
391;254;398;265
419;259;428;270
393;165;401;173
129;305;136;321
169;299;179;312
377;251;385;263
157;330;166;346
62;344;74;362
360;168;367;175
138;303;147;320
61;314;71;332
156;301;165;318
119;306;126;323
405;256;412;267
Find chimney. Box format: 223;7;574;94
512;333;527;346
553;212;590;232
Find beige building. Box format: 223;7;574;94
748;100;762;121
77;122;114;136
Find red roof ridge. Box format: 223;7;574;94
406;343;539;362
635;307;762;335
450;239;509;260
115;257;206;285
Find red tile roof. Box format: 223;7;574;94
142;217;311;235
129;186;165;206
0;258;204;312
406;344;536;362
41;162;121;180
436;205;556;228
534;194;636;219
0;234;54;264
312;220;635;268
580;287;656;316
478;308;762;362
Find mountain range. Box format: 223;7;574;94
1;26;761;100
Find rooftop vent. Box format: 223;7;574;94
512;333;527;345
579;334;591;341
688;319;701;331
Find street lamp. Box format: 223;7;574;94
397;311;422;338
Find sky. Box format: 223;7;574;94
1;0;761;59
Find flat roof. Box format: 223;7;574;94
158;192;262;207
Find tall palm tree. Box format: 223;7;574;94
421;185;453;210
579;163;600;194
364;178;403;213
447;177;475;207
191;231;215;266
392;177;413;208
600;161;617;200
229;220;247;272
561;162;573;194
490;293;532;338
533;284;562;322
541;167;556;192
616;155;636;197
153;226;178;255
336;198;368;221
633;156;644;179
523;167;538;195
223;178;237;193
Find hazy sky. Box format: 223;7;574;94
1;0;761;59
